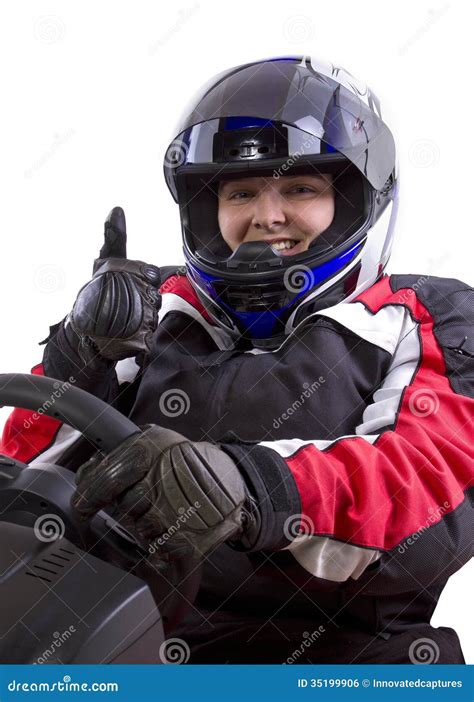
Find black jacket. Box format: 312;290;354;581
2;270;472;647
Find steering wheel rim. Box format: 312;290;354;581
0;372;202;634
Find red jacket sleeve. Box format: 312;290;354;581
223;276;474;591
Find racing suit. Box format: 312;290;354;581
1;270;473;664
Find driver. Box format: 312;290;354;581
1;56;472;665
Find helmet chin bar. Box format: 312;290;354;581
194;240;284;269
185;234;366;348
227;241;286;271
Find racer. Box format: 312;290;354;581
2;56;472;664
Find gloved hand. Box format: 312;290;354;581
70;425;262;562
41;206;162;394
67;206;161;361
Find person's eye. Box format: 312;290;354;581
229;191;252;200
288;185;315;194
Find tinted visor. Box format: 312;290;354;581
164;57;395;199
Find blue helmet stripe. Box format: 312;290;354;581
224;116;274;130
189;240;363;338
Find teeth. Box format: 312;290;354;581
271;240;297;251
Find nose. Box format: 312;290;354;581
251;188;287;232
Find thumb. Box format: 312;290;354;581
99;206;127;259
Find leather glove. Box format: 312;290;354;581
70;425;261;562
41;206;162;393
67;206;161;361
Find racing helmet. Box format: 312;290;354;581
163;55;398;349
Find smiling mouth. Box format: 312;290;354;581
268;239;298;251
267;238;309;256
266;238;299;251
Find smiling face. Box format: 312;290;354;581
217;173;335;257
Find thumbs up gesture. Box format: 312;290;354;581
68;207;162;361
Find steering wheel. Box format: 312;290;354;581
0;372;202;634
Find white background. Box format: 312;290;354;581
0;0;472;662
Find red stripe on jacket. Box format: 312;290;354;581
0;364;62;463
159;273;216;326
284;276;474;551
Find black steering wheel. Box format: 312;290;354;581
0;372;201;634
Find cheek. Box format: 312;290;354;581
218;205;248;246
217;208;233;243
298;196;335;236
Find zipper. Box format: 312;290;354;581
446;336;473;358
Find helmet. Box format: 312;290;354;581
163;55;398;349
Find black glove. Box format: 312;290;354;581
68;206;161;361
41;206;161;393
70;425;262;562
40;314;118;398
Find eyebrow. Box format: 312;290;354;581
219;175;329;189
